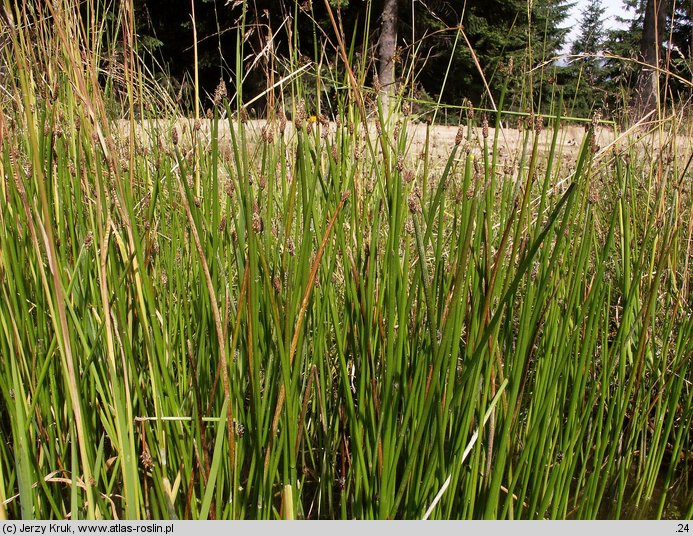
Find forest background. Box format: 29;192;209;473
119;0;693;121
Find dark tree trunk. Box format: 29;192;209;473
378;0;397;105
635;0;671;117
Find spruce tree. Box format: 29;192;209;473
600;0;644;113
564;0;607;116
570;0;606;65
419;0;572;108
601;0;690;118
529;0;574;111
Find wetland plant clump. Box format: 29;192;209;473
0;0;691;521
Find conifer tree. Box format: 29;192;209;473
599;0;644;113
601;0;690;117
420;0;572;108
564;0;607;116
570;0;606;67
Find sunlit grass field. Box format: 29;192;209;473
0;0;691;520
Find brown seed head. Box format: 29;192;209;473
213;79;227;106
279;110;287;134
455;125;464;146
295;101;306;129
408;193;419;214
140;446;154;471
526;113;535;131
225;179;235;197
465;99;474;120
252;213;263;234
373;71;382;93
262;124;274;144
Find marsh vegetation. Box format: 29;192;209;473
0;0;691;520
